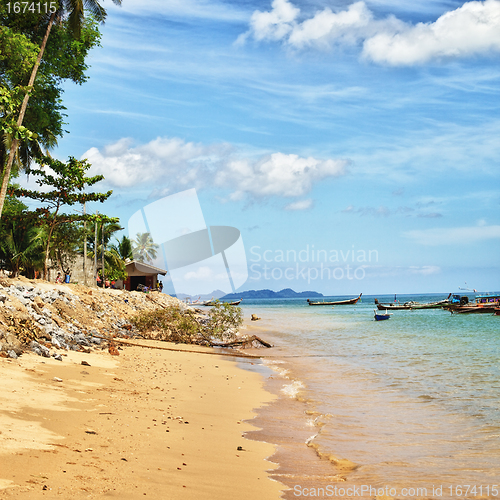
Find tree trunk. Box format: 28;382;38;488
43;206;60;281
0;12;56;219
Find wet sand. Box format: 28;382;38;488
0;340;285;499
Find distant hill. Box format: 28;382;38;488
173;290;226;301
221;288;323;300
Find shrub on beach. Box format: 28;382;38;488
130;301;243;345
205;301;243;342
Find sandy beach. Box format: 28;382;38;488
0;339;285;499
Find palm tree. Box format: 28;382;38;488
86;221;126;280
0;219;45;278
131;232;159;264
0;0;122;218
110;235;133;261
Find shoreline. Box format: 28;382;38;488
241;321;352;499
0;339;285;499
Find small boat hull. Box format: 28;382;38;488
374;309;392;321
308;293;362;306
374;299;413;310
201;299;242;306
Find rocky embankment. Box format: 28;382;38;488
0;276;190;360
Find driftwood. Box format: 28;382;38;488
212;335;273;349
93;336;262;358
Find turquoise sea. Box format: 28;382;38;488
238;294;500;499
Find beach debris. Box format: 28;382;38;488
237;446;244;451
85;429;97;435
53;377;63;382
251;314;261;321
53;353;63;361
108;344;119;356
81;360;91;366
215;335;273;349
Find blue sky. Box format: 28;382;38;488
43;0;500;295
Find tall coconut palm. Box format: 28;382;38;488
0;0;122;219
131;232;159;264
110;235;133;261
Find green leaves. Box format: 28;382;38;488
15;154;111;207
130;301;243;345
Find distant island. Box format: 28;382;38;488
221;288;323;300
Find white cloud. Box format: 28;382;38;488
84;137;213;189
248;0;300;42
240;0;500;65
216;152;347;198
409;265;441;275
285;198;314;210
404;224;500;246
83;137;348;201
364;0;500;65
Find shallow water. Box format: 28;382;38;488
240;294;500;499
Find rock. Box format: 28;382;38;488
2;335;23;356
53;353;62;361
8;350;18;359
41;346;51;357
108;344;119;356
81;360;91;366
251;314;261;321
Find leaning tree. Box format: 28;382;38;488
0;0;122;218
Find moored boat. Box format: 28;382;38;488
443;294;500;314
201;298;242;306
307;293;362;306
374;298;415;310
374;309;392;321
409;293;453;309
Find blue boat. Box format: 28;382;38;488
374;309;392;321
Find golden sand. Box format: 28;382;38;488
0;341;285;499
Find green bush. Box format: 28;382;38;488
130;301;243;345
130;307;199;344
205;301;243;342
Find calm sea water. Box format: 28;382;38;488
239;294;500;499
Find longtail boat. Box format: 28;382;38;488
307;293;362;306
374;298;415;310
201;299;242;306
409;293;453;310
443;294;500;314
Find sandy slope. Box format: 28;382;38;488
0;340;285;499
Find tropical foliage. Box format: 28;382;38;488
131;232;159;264
130;302;243;345
0;0;121;218
0;191;44;277
8;155;113;278
86;220;127;281
0;3;134;284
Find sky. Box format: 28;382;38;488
33;0;500;295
